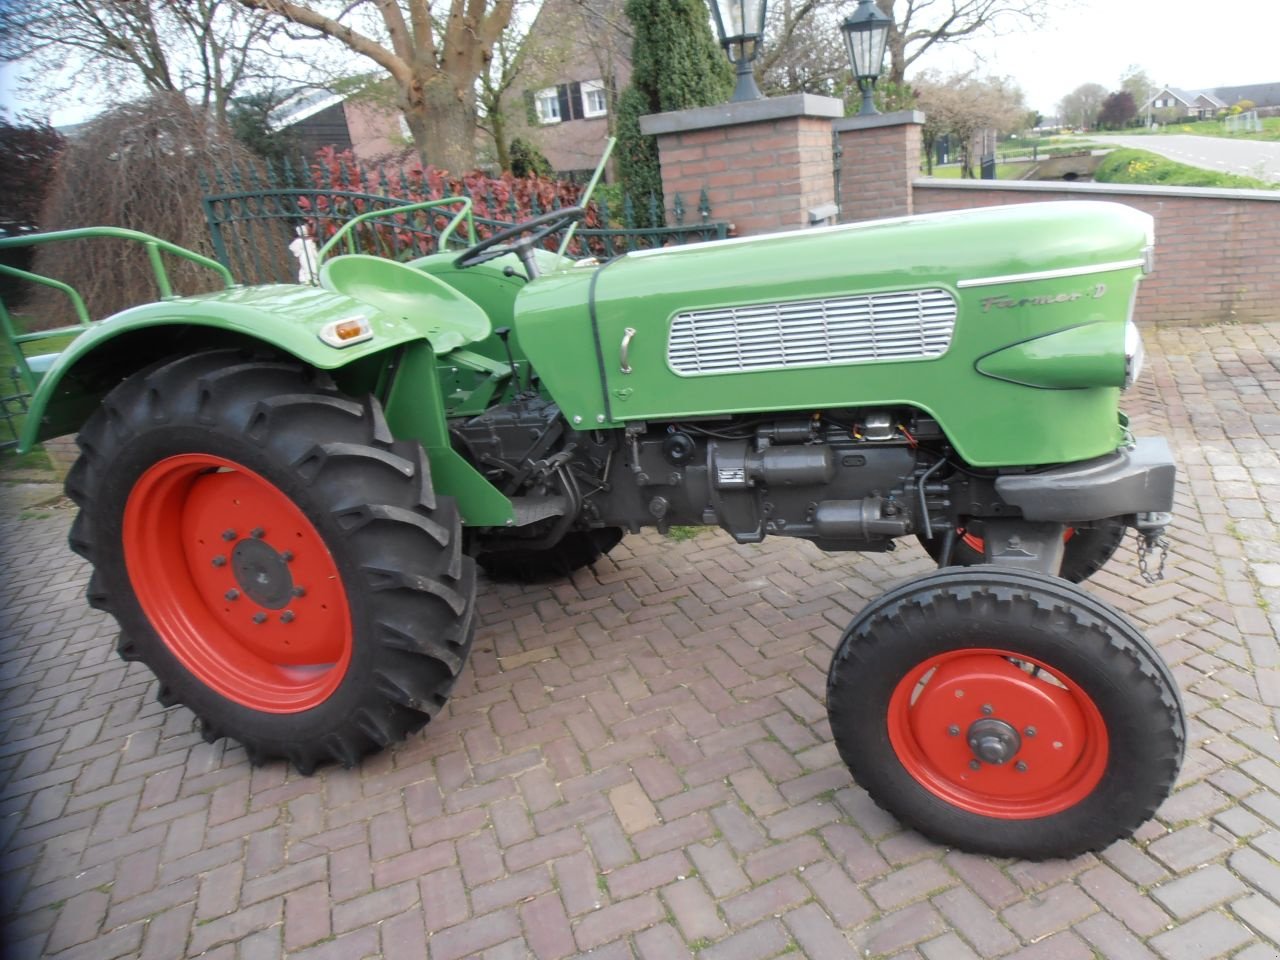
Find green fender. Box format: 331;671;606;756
20;279;514;526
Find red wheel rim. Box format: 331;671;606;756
123;454;352;713
888;648;1108;818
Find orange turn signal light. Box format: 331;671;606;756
318;316;374;348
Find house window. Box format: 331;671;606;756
582;80;608;118
535;87;561;124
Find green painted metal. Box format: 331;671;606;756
517;201;1151;467
318;197;478;263
975;322;1126;389
558;138;616;257
382;341;514;526
319;255;492;353
0;227;236;445
15;283;456;453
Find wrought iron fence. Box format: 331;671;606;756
202;158;728;285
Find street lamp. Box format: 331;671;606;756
709;0;768;102
841;0;892;117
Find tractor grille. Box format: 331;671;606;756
666;288;957;376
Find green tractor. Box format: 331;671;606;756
2;179;1182;861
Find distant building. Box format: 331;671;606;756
508;0;632;178
1143;86;1226;119
1211;82;1280;110
268;88;410;164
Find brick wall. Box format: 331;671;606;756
835;112;923;222
913;180;1280;325
656;117;836;235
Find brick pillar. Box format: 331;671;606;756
833;110;924;222
639;94;843;236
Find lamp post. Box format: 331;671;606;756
709;0;768;102
841;0;892;117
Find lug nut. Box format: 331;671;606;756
980;704;994;716
212;555;227;567
292;586;306;598
225;589;240;601
221;529;237;541
947;725;960;736
281;551;294;562
969;759;981;770
280;611;295;623
250;527;265;539
252;612;267;624
1024;727;1037;737
1015;761;1028;772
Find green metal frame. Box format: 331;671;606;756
0;227;235;396
317;196;479;264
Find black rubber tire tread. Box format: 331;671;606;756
477;527;624;583
67;348;477;773
826;567;1184;861
917;517;1128;584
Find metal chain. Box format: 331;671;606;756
1135;531;1170;583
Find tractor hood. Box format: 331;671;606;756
516;201;1153;467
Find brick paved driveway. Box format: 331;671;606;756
2;322;1279;960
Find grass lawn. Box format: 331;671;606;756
924;163;1027;180
1094;147;1278;190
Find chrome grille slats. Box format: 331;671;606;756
667;288;956;375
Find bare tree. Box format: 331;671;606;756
1058;82;1108;131
238;0;517;172
760;0;1054;95
915;71;1025;176
0;0;294;125
880;0;1051;85
1119;65;1152;124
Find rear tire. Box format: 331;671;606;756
827;568;1184;860
67;349;476;772
917;517;1127;583
477;527;624;583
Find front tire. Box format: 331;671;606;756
67;350;477;772
827;568;1184;860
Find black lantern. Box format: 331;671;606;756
841;0;892;116
709;0;768;102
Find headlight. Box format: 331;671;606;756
1124;319;1145;390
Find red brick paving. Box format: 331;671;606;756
2;322;1279;958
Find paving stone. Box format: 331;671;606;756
6;328;1280;960
1151;864;1249;920
1149;911;1255;960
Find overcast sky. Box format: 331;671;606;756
926;0;1278;115
1;0;1276;126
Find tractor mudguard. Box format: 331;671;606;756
18;279;487;452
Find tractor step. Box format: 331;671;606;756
510;495;569;527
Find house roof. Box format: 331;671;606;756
1212;82;1280;108
1144;86;1227;110
267;89;346;131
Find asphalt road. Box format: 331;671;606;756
1104;133;1280;182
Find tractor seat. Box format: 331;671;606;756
319;255;491;355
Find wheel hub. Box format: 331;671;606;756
887;649;1109;818
967;717;1021;765
123;453;353;713
231;537;295;609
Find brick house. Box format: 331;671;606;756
268;88;410;164
507;0;632;178
1143;86;1227;119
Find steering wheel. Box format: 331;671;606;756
454;206;587;278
